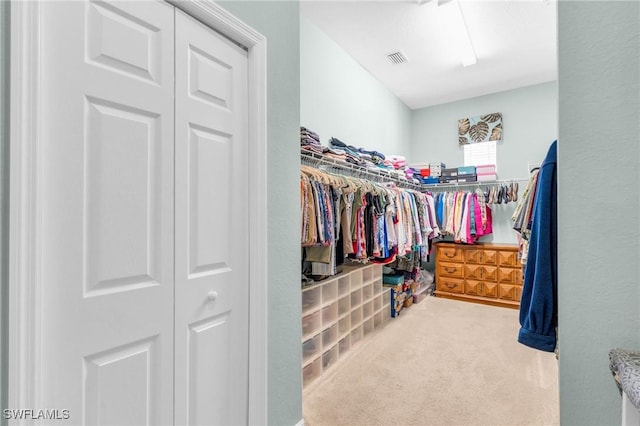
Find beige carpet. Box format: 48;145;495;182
303;296;559;426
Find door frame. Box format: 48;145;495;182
8;1;268;424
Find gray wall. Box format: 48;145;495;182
0;1;9;424
300;16;412;156
216;2;303;425
411;82;558;244
558;1;640;425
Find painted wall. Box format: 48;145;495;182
216;2;302;425
300;16;412;156
557;2;640;425
0;2;9;424
411;82;558;244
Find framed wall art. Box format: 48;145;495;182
458;112;502;145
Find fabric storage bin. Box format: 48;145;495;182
457;166;476;176
442;168;458;177
383;274;404;285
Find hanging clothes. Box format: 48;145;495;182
431;190;493;244
300;166;440;275
512;168;541;264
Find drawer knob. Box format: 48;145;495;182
444;267;457;273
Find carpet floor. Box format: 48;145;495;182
303;296;559;426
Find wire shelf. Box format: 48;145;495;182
301;148;529;192
300;149;423;191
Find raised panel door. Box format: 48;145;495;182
40;1;175;422
174;10;249;426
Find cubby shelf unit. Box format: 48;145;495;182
301;263;390;388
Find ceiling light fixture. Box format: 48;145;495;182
437;0;477;67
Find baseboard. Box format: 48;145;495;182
294;419;305;426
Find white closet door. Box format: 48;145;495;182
174;9;250;426
39;1;175;424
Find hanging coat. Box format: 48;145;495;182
518;141;557;352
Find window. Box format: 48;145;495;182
463;140;497;169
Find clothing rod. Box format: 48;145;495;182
423;178;529;190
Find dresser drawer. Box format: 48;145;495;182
499;284;521;302
464;264;497;281
465;249;497;265
498;250;518;267
498;267;521;284
465;249;482;264
465;280;498;299
437;277;464;294
438;262;464;278
438;245;463;263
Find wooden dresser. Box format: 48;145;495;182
435;242;523;309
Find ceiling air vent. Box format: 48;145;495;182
387;51;408;65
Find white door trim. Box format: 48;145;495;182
9;1;44;420
8;1;268;424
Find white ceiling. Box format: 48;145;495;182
301;0;558;110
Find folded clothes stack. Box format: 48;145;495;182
387;155;406;170
300;128;422;184
300;126;321;147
